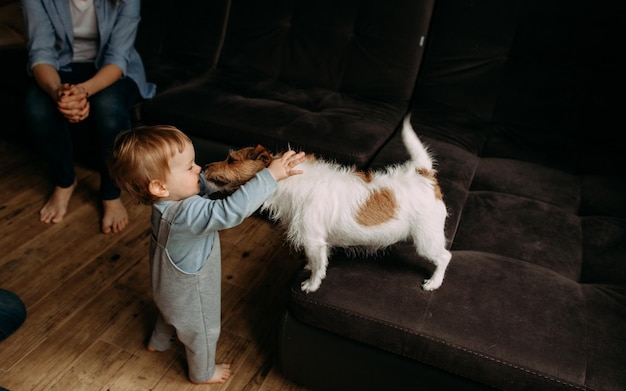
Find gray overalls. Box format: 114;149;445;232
147;201;222;383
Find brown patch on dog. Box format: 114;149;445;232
354;170;374;183
417;168;443;201
355;188;397;226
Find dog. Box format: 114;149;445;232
204;115;451;293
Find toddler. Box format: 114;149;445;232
109;125;305;384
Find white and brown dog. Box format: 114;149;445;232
204;115;451;293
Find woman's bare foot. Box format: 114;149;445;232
192;364;232;384
40;180;78;224
102;198;128;234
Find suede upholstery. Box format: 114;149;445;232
281;1;625;390
133;0;230;92
139;0;434;167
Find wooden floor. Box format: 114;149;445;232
0;137;311;391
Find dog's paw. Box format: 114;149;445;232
422;278;442;291
301;278;321;293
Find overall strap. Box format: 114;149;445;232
153;200;185;246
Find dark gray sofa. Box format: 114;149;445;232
139;1;626;390
4;0;625;390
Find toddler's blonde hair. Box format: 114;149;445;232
109;125;192;204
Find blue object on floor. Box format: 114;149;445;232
0;288;26;342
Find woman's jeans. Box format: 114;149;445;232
24;63;140;200
0;289;26;342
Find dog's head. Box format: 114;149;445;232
204;144;274;198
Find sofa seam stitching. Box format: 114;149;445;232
293;293;588;390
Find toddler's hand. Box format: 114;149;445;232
268;150;305;181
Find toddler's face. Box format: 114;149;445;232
162;141;202;201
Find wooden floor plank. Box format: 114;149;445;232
1;254;145;390
45;341;134;391
0;217;149;371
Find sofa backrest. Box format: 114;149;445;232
135;0;230;92
216;0;434;100
411;0;624;174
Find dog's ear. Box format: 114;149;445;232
250;145;272;166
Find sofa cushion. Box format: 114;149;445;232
408;0;624;175
139;72;407;167
217;0;428;99
135;0;230;93
139;0;434;167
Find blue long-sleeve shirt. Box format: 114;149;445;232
21;0;156;99
152;169;277;273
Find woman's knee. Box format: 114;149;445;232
24;84;57;125
90;89;134;131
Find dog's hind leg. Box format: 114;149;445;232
421;249;451;291
412;226;451;291
301;243;329;293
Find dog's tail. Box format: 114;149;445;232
401;113;434;170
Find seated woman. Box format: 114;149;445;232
21;0;156;233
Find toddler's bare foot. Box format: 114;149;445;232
192;364;232;384
147;345;156;352
40;180;78;224
102;198;128;234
